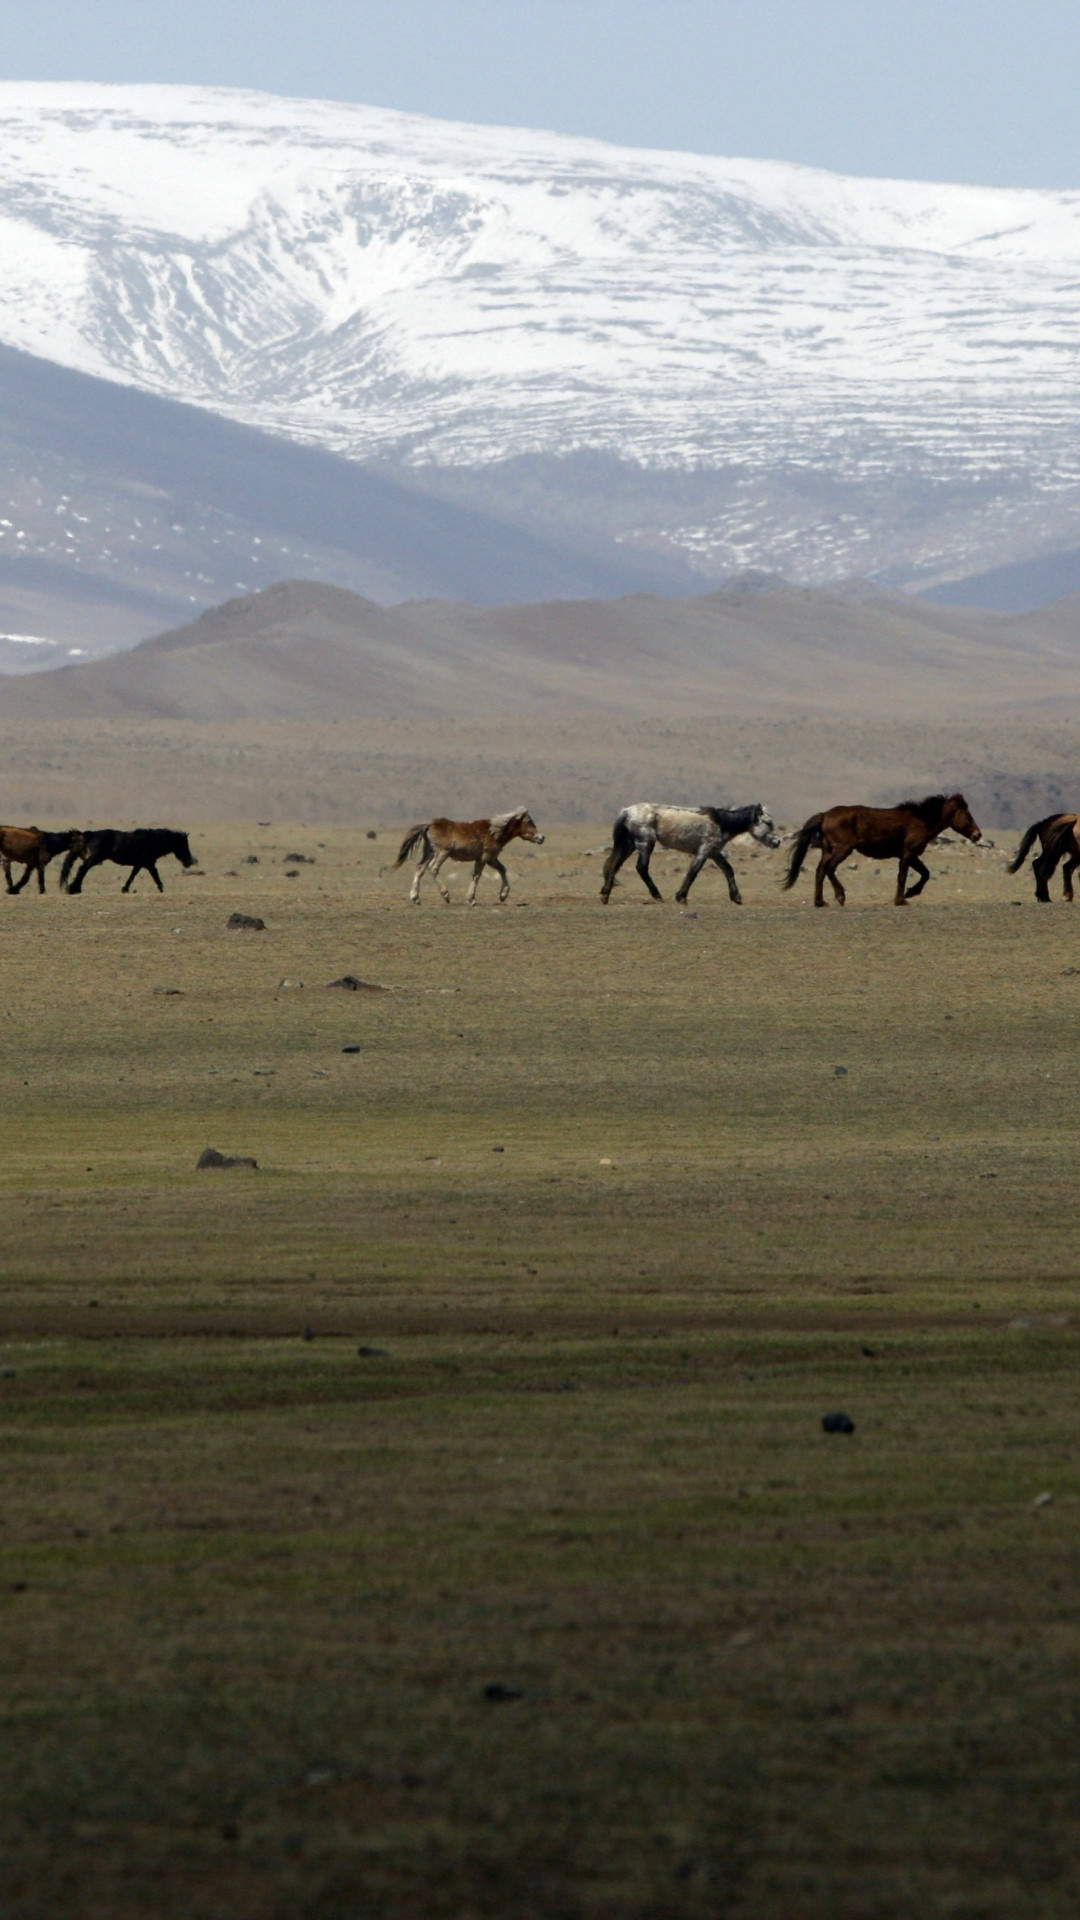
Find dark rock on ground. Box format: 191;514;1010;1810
227;912;266;930
822;1411;856;1434
196;1147;258;1170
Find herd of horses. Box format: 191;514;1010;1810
3;799;1079;908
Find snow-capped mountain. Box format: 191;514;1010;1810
2;81;1080;590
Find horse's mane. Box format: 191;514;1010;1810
489;807;526;831
899;794;950;822
698;802;760;828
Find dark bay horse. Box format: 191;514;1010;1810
600;802;781;905
1008;811;1079;901
783;793;982;906
0;826;86;895
62;827;196;894
395;808;544;904
1028;814;1080;903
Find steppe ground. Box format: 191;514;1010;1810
4;822;1080;1920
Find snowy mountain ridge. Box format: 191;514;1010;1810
1;82;1080;586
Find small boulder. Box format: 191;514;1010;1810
227;912;266;930
326;975;388;992
196;1147;258;1171
822;1411;855;1435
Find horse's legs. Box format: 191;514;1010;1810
635;838;663;902
710;848;743;906
489;856;510;903
894;856;910;905
35;858;47;894
814;843;845;906
904;855;931;899
146;862;164;892
1064;855;1078;902
1033;851;1053;902
409;854;430;903
674;848;710;904
2;855;13;894
430;851;453;904
66;855;100;895
600;841;630;903
121;864;142;893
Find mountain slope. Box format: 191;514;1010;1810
0;341;700;656
1;83;1080;594
6;575;1078;727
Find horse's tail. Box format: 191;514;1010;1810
782;813;824;890
394;824;431;868
1007;815;1054;873
600;809;635;900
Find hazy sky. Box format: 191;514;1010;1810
1;0;1078;189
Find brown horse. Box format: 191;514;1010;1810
783;793;982;906
1008;811;1079;901
1029;814;1080;903
0;826;86;895
395;808;545;904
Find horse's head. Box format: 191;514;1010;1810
174;831;196;868
495;809;544;846
749;804;783;850
945;794;982;843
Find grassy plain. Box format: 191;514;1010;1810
3;824;1080;1918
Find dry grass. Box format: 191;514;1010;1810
3;824;1080;1917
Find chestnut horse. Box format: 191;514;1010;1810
783;793;982;906
0;826;86;895
1028;813;1080;903
1007;811;1079;901
395;808;545;904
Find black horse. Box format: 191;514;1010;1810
61;827;196;895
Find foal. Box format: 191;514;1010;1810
395;809;545;904
600;802;781;905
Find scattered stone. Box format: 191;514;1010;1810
342;1044;361;1054
366;830;377;840
326;975;388;992
599;1156;613;1166
285;852;314;864
285;870;299;878
483;1683;523;1702
302;1326;315;1342
11;1581;27;1593
1062;967;1080;976
861;1346;876;1358
153;987;183;996
277;978;304;990
357;1345;389;1358
1034;1490;1054;1508
244;855;259;864
492;1144;505;1153
834;1065;848;1076
196;1147;258;1171
822;1411;855;1435
227;912;266;930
